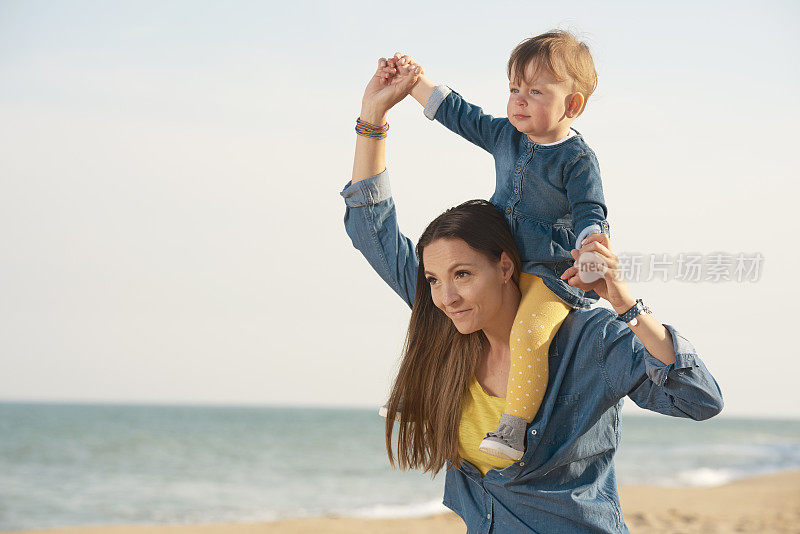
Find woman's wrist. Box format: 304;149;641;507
611;294;637;316
603;272;636;315
359;106;388;126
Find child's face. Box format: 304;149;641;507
507;60;578;144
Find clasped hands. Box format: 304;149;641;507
378;53;423;86
361;53;423;118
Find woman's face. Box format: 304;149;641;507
422;238;511;334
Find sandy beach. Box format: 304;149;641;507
8;470;800;534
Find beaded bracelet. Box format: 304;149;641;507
355;117;389;139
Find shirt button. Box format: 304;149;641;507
506;208;512;214
487;514;491;519
519;462;525;466
516;167;521;172
531;429;537;435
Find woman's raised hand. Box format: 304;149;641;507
560;233;635;312
361;55;421;122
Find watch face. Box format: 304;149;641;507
629;317;639;327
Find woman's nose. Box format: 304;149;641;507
440;283;460;306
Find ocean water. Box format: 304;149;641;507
1;402;798;531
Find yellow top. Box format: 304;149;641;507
458;377;516;476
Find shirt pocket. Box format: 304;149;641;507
544;394;580;445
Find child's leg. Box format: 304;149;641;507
506;273;569;422
479;273;570;460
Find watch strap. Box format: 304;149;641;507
618;299;650;324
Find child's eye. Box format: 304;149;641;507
509;88;518;94
530;89;541;95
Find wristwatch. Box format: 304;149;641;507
617;299;651;327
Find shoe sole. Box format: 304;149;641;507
479;438;524;461
378;406;402;422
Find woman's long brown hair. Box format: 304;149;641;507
384;200;521;475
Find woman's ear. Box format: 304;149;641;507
499;252;515;283
566;92;585;118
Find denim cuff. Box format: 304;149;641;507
643;324;698;387
575;224;601;249
339;170;392;207
424;85;452;120
575;221;612;249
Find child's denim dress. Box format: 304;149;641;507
425;86;611;309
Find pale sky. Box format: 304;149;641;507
1;0;798;418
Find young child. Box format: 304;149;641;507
380;30;610;461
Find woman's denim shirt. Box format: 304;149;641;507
340;172;724;534
425;86;610;309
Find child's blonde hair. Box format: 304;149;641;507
507;30;597;114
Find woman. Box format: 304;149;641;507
340;59;723;533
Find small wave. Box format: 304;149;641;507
674;467;737;487
348;500;448;519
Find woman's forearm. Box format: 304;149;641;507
351;107;388;184
351;57;421;183
612;298;675;365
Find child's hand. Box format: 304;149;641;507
380;52;424;87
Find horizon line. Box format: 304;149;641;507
0;398;797;421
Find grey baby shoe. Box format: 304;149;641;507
378;399;403;422
478;413;527;460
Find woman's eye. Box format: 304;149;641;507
455;271;470;279
426;277;437;285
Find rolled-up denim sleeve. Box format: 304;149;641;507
340;171;418;309
598;316;724;420
564;151;610;249
426;86;509;155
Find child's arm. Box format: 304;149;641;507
410;75;437;109
384;53;509;155
563;150;611;248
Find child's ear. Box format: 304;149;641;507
566;92;585;118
